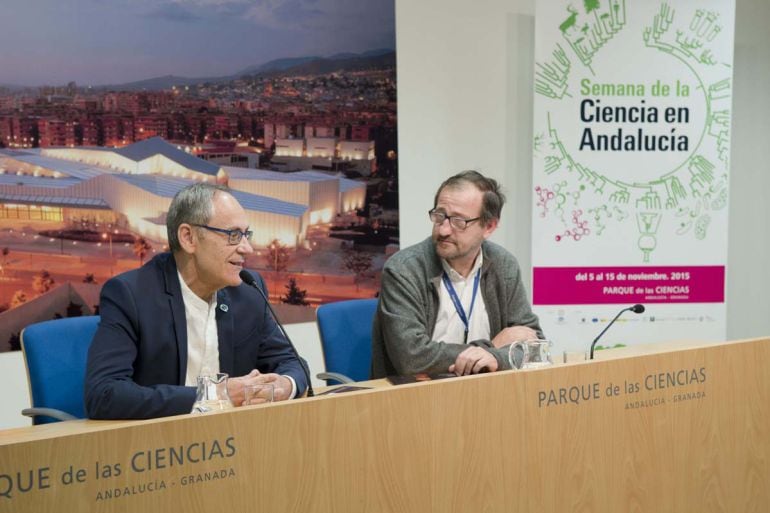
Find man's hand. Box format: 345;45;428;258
449;346;499;376
228;370;294;406
491;326;539;348
226;369;261;406
252;373;293;402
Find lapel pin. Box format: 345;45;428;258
219;304;229;313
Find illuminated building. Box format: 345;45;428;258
226;168;366;226
271;137;375;174
0;137;371;248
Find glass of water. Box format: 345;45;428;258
244;383;275;405
508;340;554;369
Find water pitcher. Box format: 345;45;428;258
191;373;234;413
508;340;553;369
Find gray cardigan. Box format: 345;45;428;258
371;237;543;378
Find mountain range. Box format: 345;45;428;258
98;48;395;92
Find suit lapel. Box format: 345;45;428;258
162;254;188;385
216;289;235;375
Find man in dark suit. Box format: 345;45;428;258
85;182;308;419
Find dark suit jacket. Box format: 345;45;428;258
85;252;308;419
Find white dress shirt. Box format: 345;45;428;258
179;271;298;398
179;271;220;386
433;250;490;345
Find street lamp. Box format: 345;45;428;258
101;231;113;259
102;229;116;276
270;242;278;294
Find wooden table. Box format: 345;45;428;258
1;337;769;512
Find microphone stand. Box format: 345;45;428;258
589;304;645;360
239;270;315;397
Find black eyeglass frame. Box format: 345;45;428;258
191;224;253;245
428;209;481;230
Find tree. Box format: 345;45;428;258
10;290;27;308
32;270;55;294
133;237;152;266
282;277;309;306
8;332;21;352
66;301;84;317
265;238;290;273
342;248;373;291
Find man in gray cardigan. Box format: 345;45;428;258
372;171;543;378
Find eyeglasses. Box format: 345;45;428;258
428;209;481;230
192;224;253;245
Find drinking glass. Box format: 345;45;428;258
563;350;588;363
244;383;275;405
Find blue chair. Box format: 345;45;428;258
20;316;100;424
316;299;378;385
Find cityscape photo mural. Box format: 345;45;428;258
0;0;398;350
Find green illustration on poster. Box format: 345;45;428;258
533;1;732;262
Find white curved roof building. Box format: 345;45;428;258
0;137;367;248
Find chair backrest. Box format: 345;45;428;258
316;299;378;383
21;316;100;424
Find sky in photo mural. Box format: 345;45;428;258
0;0;398;350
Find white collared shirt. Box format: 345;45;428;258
179;271;298;398
433;250;490;345
179;271;220;386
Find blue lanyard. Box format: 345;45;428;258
442;269;481;343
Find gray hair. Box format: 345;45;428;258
166;182;230;251
433;170;506;225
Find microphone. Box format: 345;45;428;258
239;269;315;397
589;304;645;360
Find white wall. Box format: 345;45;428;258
0;351;28;429
725;0;770;339
2;0;768;430
397;0;534;256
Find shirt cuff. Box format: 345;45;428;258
283;375;298;399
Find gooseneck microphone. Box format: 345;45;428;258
589;304;645;360
239;270;315;397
